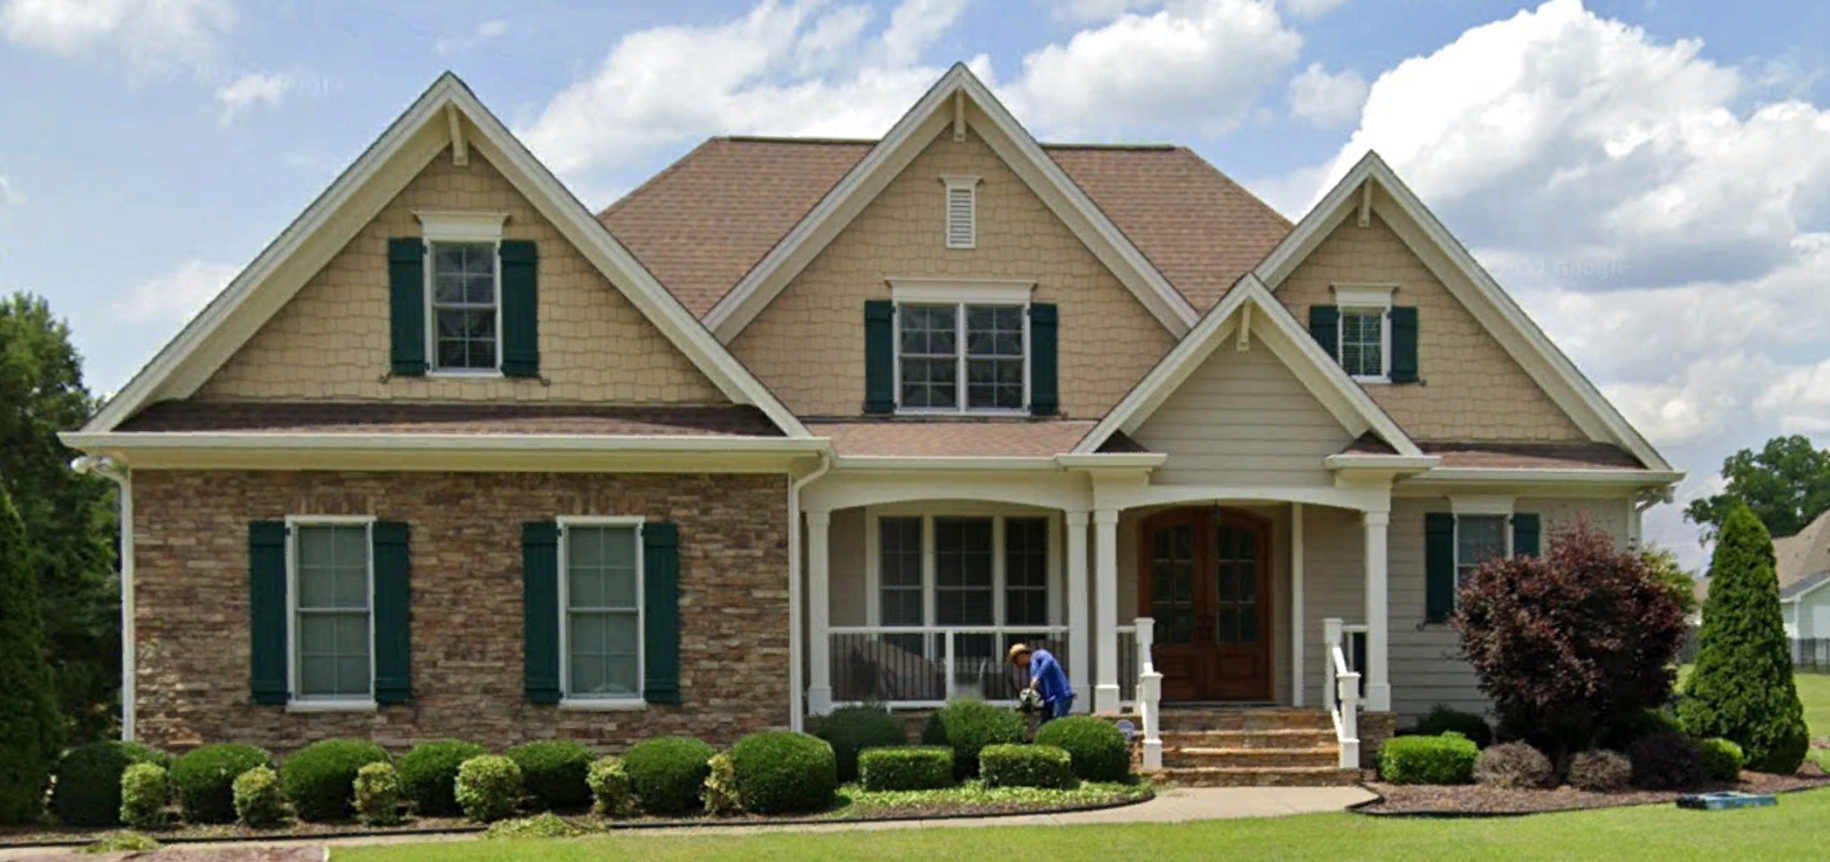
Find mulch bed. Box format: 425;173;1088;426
1359;763;1830;816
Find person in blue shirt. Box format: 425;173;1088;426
1009;643;1073;723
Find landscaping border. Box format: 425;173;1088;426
1349;780;1830;819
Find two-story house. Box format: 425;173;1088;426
64;66;1680;782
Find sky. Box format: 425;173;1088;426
3;0;1829;569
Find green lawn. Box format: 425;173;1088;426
336;788;1830;862
1795;672;1830;741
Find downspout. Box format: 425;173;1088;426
787;448;832;732
74;455;133;742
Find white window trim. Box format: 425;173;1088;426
862;505;1061;630
420;211;509;378
556;515;647;707
415;211;509;243
941;175;980;250
284;514;378;712
1448;497;1516;612
890;286;1033;416
1332;283;1396;385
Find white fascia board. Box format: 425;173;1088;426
1323;454;1441;472
1053;453;1168;470
832;455;1064;472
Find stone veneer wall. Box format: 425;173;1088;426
132;470;788;753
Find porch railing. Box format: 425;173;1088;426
1133;618;1163;770
1322;618;1365;769
826;626;1070;707
1116;625;1138;706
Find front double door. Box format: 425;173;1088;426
1139;508;1273;702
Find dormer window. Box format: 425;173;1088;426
942;175;979;249
891;281;1030;413
416;211;509;375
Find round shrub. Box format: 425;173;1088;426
52;741;168;827
171;744;271;824
281;739;390;823
921;700;1024;779
859;747;954;791
1473;742;1554;790
119;762;170;830
397;740;486;818
1628;732;1706;791
1034;717;1130;782
979;744;1076;789
1567;749;1632;792
354;762;403;826
454;755;522;823
1413;706;1494;749
506;740;594;812
586;757;632;818
1700;737;1746;783
623;737;715;816
703;753;741;817
728;731;838;815
813;705;907;783
1598;708;1685;751
1377;734;1479;785
232;766;287;828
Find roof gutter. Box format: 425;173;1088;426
1408;467;1687;486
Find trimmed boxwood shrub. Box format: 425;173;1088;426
1473;742;1553;789
232;766;287;828
454;755;522;823
1413;706;1494;749
814;705;908;783
171;744;272;824
1627;732;1705;791
624;737;715;816
1034;717;1130;782
52;741;169;827
921;699;1024;779
586;757;632;818
859;747;954;791
727;731;837;815
1378;734;1479;785
1700;737;1746;782
507;740;594;812
119;762;170;830
398;740;486;817
980;744;1076;789
1567;749;1632;792
281;739;390;822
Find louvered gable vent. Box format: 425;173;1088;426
943;176;979;249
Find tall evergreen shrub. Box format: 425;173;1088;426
0;485;64;823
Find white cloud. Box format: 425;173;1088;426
112;259;238;323
1286;62;1366;127
1049;0;1163;22
214;71;293;125
1005;0;1303;139
433;19;507;55
0;176;23;206
0;0;234;73
1279;0;1345;17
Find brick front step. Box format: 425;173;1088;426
1152;708;1337;733
1159;728;1338;750
1151;765;1363;787
1165;746;1343;770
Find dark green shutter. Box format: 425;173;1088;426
1390;306;1419;384
864;301;895;413
249;521;289;705
1028;303;1059;416
522;521;561;705
499;240;540;378
1425;513;1457;624
388;238;427;377
1513;513;1541;558
372;522;412;705
643;522;682;705
1308;305;1340;360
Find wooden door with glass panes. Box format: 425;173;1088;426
1138;508;1272;701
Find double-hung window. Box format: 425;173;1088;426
892;282;1032;413
417;212;509;374
1333;285;1394;382
1454;515;1510;590
560;519;644;702
872;513;1056;635
290;520;374;703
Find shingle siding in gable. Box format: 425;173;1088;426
198;150;726;405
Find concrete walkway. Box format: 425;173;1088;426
1;786;1377;860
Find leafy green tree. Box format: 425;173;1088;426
1680;504;1810;773
0;483;65;823
1641;545;1699;617
1684;435;1830;543
0;293;118;742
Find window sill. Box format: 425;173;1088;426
893;408;1032;418
286;700;378;713
559;698;648;712
426;369;505;379
1351;375;1391;386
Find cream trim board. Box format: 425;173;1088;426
414;210;508;242
284;515;378;708
888;279;1034;305
1332;284;1397;308
555;516;646;705
1449;495;1515;517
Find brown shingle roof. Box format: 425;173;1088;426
1775;509;1830;589
808;419;1099;458
598;138;1293;318
118;402;785;437
1417;442;1645;470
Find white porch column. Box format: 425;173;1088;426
1094;508;1121;713
1066;510;1091;712
1290;502;1305;708
807;510;833;715
1363;510;1391;712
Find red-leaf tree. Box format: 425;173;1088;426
1453;520;1688;758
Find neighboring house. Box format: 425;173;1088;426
1775;510;1830;640
63;67;1680;765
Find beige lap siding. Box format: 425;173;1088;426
131;470;788;753
730;126;1178;419
198;150;725;404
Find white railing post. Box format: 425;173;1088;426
1336;669;1361;769
1322;617;1360;770
943;629;957;701
1323;617;1341;715
1135;617;1162;771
